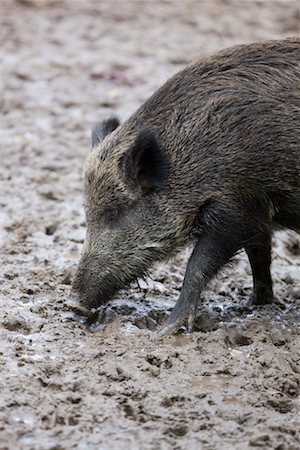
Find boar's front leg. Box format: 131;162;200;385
159;218;250;336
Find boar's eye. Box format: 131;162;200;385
102;206;120;227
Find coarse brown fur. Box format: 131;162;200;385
70;37;300;334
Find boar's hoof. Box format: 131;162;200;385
157;311;195;336
248;285;274;306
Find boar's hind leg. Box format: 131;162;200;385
244;229;273;305
158;220;249;336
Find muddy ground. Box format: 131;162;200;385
1;1;300;449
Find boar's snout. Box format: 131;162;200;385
69;260;121;316
66;289;91;318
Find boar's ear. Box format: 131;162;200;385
91;117;120;148
119;129;170;189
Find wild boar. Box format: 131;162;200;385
69;37;300;335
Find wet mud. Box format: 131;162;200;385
1;1;299;449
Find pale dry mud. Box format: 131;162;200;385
1;1;300;449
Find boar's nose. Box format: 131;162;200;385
65;288;92;318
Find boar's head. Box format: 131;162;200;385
69;117;187;313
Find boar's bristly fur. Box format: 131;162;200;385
70;38;300;335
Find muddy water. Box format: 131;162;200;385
1;1;299;449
